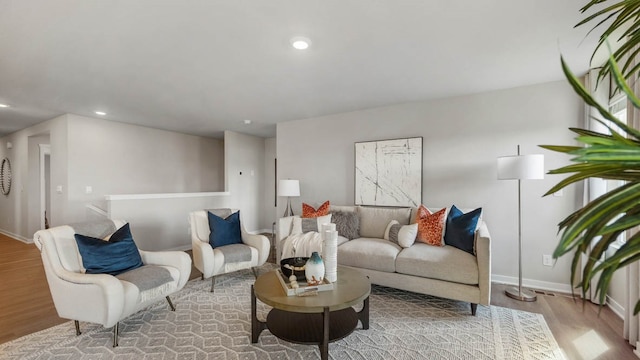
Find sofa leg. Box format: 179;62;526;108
470;303;477;316
166;296;176;311
74;320;81;336
112;322;119;347
210;276;215;293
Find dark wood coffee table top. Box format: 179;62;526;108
253;265;370;313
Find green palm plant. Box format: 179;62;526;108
544;0;640;313
578;0;640;82
541;53;640;311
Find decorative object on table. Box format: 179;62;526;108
0;157;11;195
278;179;300;217
275;268;334;296
497;145;544;302
302;200;330;218
322;223;338;283
354;137;422;207
305;251;325;286
280;257;308;281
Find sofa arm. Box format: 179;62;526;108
276;216;296;263
475;221;491;306
139;250;192;290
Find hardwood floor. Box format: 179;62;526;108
492;284;635;359
0;232;636;359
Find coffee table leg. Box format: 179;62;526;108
357;296;370;330
251;285;267;343
319;306;329;360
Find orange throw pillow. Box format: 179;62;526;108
302;201;330;218
415;205;446;246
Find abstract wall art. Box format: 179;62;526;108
355;137;422;207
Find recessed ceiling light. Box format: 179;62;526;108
290;36;311;50
0;104;9;108
243;119;252;125
95;111;106;116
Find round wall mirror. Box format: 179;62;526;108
1;157;12;195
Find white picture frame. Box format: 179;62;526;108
355;137;422;207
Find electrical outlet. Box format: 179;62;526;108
542;254;553;267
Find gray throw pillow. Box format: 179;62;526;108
330;211;360;240
301;218;319;233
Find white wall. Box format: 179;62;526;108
277;80;583;290
0;115;67;241
264;137;277;232
65;114;224;221
0;113;225;241
224;131;267;231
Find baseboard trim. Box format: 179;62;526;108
606;295;625;319
0;228;32;244
491;274;573;294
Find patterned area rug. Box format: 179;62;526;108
0;265;565;359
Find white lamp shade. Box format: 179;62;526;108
278;179;300;197
497;154;544;180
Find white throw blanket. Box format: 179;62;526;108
281;232;325;259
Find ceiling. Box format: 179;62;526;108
0;0;601;138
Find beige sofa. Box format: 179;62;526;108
277;205;491;315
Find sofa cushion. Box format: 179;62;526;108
330;205;357;213
415;206;446;246
384;222;418;248
444;205;482;255
330;211;360;240
208;211;242;247
291;214;332;235
358;206;412;239
338;238;400;273
75;223;144;276
302;201;330;218
396;243;478;285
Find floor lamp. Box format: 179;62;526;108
278;179;300;217
497;145;544;302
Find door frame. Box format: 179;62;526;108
39;144;51;230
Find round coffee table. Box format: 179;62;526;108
251;266;370;360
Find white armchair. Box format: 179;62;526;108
33;220;192;347
188;209;270;292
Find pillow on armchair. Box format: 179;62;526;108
207;210;242;247
75;223;143;275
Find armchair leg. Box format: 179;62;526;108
210;276;215;293
74;320;81;336
251;267;259;279
112;322;119;347
166;296;176;311
470;303;478;316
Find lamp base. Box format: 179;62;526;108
505;286;537;302
283;198;294;217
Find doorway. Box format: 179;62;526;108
39;144;51;229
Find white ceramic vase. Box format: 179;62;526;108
322;227;338;283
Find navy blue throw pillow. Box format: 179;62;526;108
208;210;242;248
75;223;143;275
444;205;482;255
